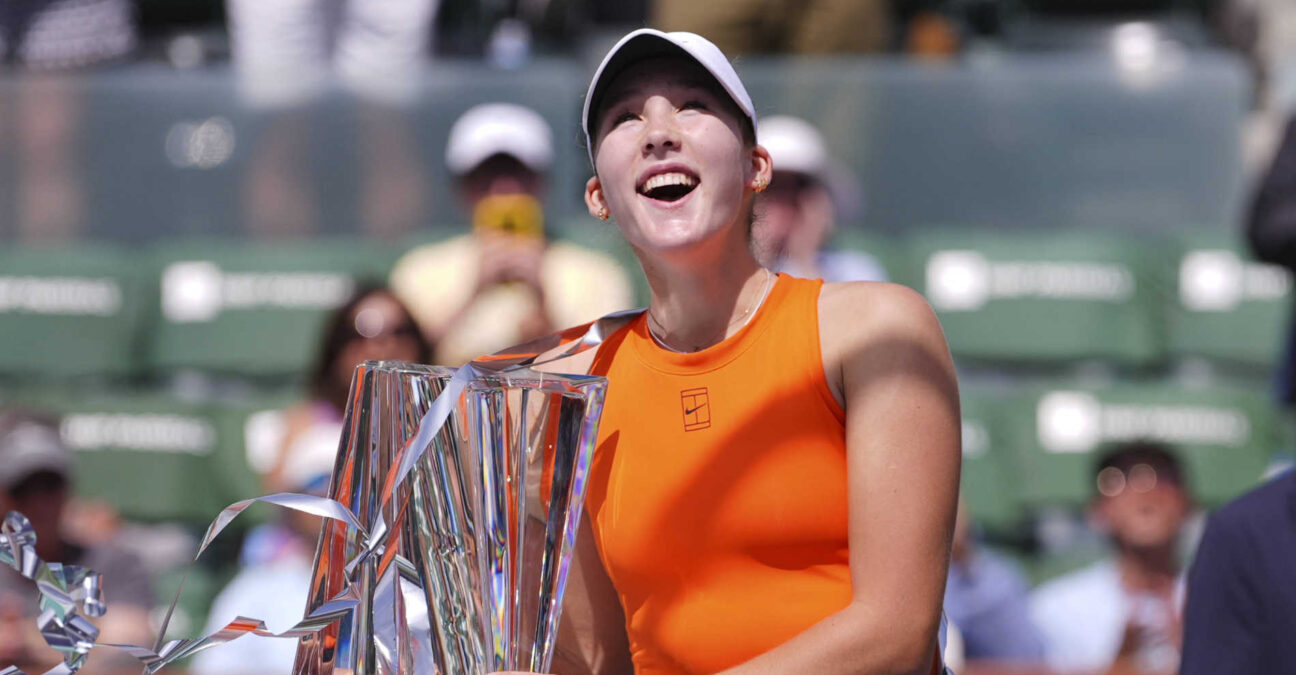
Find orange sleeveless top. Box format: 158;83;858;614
586;274;852;674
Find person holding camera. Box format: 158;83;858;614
390;102;634;365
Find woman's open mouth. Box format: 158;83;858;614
638;171;699;203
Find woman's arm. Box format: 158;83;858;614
551;515;635;675
719;282;961;675
532;348;635;675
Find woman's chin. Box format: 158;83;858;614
621;210;700;244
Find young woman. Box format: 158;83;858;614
510;29;960;675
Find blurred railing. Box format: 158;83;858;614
0;49;1251;243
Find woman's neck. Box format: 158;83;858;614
640;238;768;353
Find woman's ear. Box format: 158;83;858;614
585;176;609;220
749;144;773;192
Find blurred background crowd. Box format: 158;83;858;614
0;0;1295;673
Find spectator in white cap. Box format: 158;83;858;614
753;115;887;283
390;102;633;365
0;408;153;674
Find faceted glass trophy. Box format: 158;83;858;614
293;360;607;675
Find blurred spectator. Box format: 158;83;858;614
0;0;134;67
0;0;137;242
193;284;431;674
1030;442;1191;674
389;103;634;366
753;115;886;283
1247;113;1296;405
650;0;890;55
262;284;432;495
190;432;336;675
1179;468;1296;674
226;0;438;238
944;500;1047;664
0;408;153;674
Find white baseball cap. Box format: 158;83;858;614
445;103;554;176
759;115;829;180
0;417;71;492
582;29;757;166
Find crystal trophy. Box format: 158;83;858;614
293;360;607;675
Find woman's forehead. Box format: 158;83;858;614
598;57;726;111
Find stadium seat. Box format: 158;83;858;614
9;387;244;523
147;238;401;379
0;245;147;379
207;392;305;504
1013;382;1278;508
958;383;1031;532
907;229;1167;367
1167;230;1291;369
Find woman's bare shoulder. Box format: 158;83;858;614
818;281;945;344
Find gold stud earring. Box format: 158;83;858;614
596;207;609;221
754;177;768;193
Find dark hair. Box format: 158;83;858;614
1092;441;1187;493
308;283;433;410
457;153;540;185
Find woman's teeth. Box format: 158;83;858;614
641;172;699;200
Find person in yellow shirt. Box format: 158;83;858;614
390;102;635;365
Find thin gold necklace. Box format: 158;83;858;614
645;268;774;353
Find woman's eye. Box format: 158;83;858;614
612;111;638;125
680;100;707;111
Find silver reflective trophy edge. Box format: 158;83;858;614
293;360;607;675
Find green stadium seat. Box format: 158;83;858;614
1167;230;1291;369
0;245;148;379
958;384;1030;532
908;229;1166;366
147;239;401;379
1013;382;1278;508
8;388;244;523
206;392;304;504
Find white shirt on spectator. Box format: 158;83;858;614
1030;559;1184;673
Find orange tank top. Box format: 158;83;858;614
586;274;852;674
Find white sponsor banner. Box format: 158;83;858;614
927;250;1135;311
1179;249;1290;312
0;277;122;316
61;413;217;455
162;261;355;323
1036;390;1251;454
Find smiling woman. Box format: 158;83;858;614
495;29;961;675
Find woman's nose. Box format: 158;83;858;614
641;101;680;154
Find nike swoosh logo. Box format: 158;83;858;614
684;405;705;415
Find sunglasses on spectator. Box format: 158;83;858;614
1096;463;1181;498
349;307;420;342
